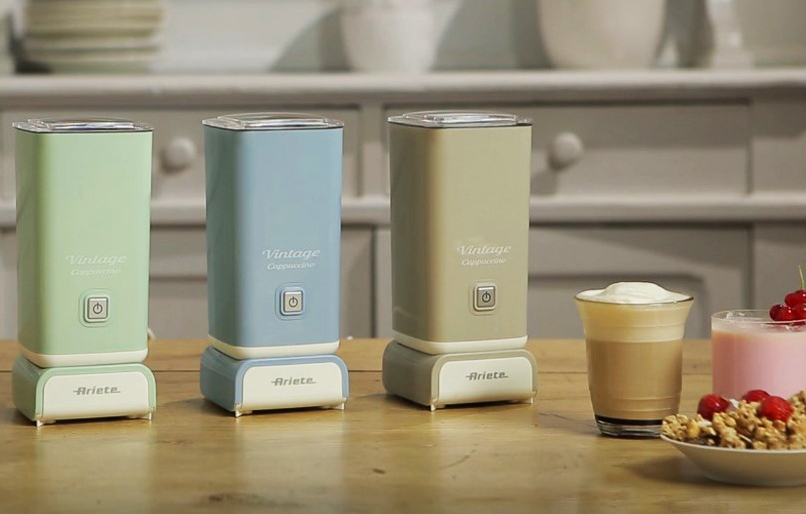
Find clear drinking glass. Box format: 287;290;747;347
575;295;693;437
712;310;806;400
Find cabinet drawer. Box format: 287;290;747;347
752;100;806;193
1;108;361;203
754;223;806;308
375;226;751;339
384;103;749;197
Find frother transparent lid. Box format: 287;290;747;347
12;117;152;133
388;111;532;128
203;113;344;131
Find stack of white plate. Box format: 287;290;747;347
20;0;164;73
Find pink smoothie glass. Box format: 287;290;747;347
712;310;806;400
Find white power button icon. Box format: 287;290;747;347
86;296;109;322
281;290;304;316
474;285;496;312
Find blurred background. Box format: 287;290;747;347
3;0;806;73
0;0;804;342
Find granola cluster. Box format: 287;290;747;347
662;393;806;450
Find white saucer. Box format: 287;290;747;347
662;435;806;487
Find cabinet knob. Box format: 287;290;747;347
547;132;584;171
161;137;198;172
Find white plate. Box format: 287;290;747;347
23;35;161;52
25;49;157;73
26;20;161;37
662;435;806;486
27;14;164;28
41;59;153;74
27;3;162;15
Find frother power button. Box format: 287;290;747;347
85;297;109;322
281;290;304;316
474;285;496;312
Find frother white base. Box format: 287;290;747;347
392;331;528;355
200;347;349;416
18;345;149;368
12;357;157;427
208;335;340;360
382;341;538;410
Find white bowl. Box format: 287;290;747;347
662;435;806;487
538;0;666;69
340;6;438;73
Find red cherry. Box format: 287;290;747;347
742;389;770;403
778;306;797;322
794;304;806;321
697;394;730;421
759;396;794;422
785;290;806;308
770;304;785;321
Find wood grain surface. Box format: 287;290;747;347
1;339;804;514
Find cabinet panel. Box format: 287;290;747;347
0;231;14;338
1;108;361;203
340;229;374;338
526;226;750;339
752;99;806;193
382;103;749;198
375;226;751;339
148;229;207;339
753;223;806;309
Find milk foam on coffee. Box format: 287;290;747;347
575;282;693;344
576;282;690;304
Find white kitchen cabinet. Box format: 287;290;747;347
0;231;13;337
375;226;750;340
754;223;806;309
752;100;806;193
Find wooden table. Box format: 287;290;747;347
1;339;804;513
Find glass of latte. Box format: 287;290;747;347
575;282;694;438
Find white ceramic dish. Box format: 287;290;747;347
27;14;163;28
27;2;162;15
538;0;666;69
662;435;806;487
24;49;157;73
340;5;438;72
23;35;161;52
26;20;160;37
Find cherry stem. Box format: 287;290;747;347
801;265;805;290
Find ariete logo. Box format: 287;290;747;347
73;386;122;396
466;371;509;381
272;377;316;386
